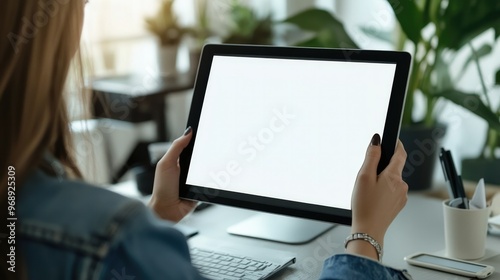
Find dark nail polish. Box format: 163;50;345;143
371;133;381;146
183;126;192;136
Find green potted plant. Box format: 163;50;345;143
283;1;500;189
145;0;186;76
461;67;500;185
223;0;273;45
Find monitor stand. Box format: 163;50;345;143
227;213;335;244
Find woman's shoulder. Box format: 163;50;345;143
18;169;148;234
17;169;163;258
17;170;195;279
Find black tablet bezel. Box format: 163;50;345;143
179;44;410;225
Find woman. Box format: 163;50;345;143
0;0;410;279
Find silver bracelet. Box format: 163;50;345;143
344;233;383;261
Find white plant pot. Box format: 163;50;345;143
157;45;178;77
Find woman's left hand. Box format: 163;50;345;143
149;127;197;222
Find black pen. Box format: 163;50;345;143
439;148;458;199
445;149;468;209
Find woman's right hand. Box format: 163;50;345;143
348;134;408;259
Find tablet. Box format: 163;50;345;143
179;44;410;224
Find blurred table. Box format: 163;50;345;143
90;73;195;182
91;72;195;141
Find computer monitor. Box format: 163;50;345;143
180;44;410;244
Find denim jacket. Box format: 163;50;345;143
320;254;412;280
19;169;411;279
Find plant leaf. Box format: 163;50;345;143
386;0;425;44
457;44;492;80
283;9;341;32
422;0;431;25
360;26;394;45
428;0;442;24
496;69;500;86
284;9;359;49
438;1;500;50
433;89;500;132
434;54;453;92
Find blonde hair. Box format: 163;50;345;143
0;0;85;184
0;1;86;277
0;0;87;278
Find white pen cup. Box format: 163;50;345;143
443;200;491;260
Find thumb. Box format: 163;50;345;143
358;133;382;178
158;127;193;167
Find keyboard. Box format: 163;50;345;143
189;237;296;280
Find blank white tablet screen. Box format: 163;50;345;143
186;56;397;210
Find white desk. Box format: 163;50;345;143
109;182;500;279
